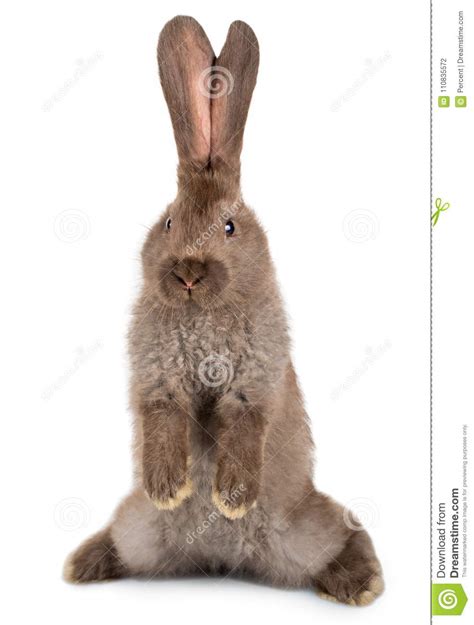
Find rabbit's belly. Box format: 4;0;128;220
163;450;265;569
171;489;266;570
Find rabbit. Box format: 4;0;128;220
64;16;384;606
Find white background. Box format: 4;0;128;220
0;1;430;623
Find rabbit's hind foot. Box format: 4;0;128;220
63;528;127;584
315;530;384;607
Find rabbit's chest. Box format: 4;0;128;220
137;311;249;393
170;317;236;374
134;305;284;401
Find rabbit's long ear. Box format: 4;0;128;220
157;16;215;166
211;21;259;169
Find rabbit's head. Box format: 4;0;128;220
142;16;272;312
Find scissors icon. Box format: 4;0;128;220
432;198;450;226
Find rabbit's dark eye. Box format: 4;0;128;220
165;217;172;231
225;220;235;236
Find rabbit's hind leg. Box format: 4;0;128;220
63;527;127;583
64;489;185;583
257;489;384;606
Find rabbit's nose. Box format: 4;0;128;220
183;277;201;289
172;266;204;290
171;258;207;290
173;272;198;289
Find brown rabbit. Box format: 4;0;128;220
64;16;384;606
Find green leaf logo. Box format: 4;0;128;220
432;583;468;615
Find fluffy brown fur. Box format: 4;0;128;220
64;16;384;606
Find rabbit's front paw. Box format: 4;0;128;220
212;469;258;520
144;455;193;511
